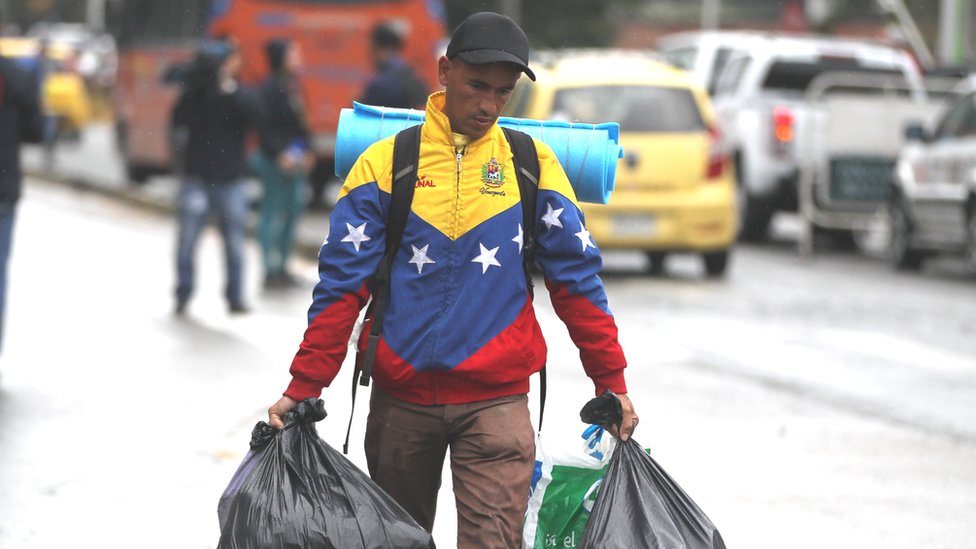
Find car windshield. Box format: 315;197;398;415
551;85;705;132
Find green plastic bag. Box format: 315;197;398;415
522;425;616;548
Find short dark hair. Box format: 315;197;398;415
371;23;402;50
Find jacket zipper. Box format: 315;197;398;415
431;145;466;403
453;146;465;238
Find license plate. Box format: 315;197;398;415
612;214;656;237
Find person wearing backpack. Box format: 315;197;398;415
0;6;43;356
268;12;638;548
358;22;429;109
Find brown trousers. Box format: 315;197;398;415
365;389;536;549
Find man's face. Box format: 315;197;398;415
438;57;521;140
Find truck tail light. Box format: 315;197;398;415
772;105;794;144
771;105;795;158
706;125;727;179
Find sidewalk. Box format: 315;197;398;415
22;123;333;258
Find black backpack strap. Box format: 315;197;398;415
343;123;421;454
502;127;546;430
501;127;540;292
360;124;421;387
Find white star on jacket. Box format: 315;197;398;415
341;222;371;252
512;224;524;254
322;234;329;247
471;242;501;274
409;244;436;274
541;203;564;230
575;226;595;252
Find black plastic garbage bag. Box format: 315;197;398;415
217;398;435;549
579;392;725;549
579;390;623;429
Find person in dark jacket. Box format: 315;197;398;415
0;10;43;354
250;38;312;289
171;39;257;315
358;23;429;109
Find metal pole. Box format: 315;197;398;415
876;0;936;68
956;0;976;65
938;0;956;64
86;0;106;31
701;0;720;30
500;0;522;25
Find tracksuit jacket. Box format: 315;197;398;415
285;92;628;405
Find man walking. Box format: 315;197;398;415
358;22;429;109
269;12;638;548
171;39;256;315
0;7;43;354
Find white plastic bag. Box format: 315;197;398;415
522;425;617;548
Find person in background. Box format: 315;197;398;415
31;38;58;171
251;38;312;289
358;22;429;109
170;39;256;316
268;12;638;548
0;6;42;356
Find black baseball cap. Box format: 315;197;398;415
446;12;535;81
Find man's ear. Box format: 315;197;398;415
437;56;451;88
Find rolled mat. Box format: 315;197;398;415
335;102;624;204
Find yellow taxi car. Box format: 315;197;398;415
505;52;736;276
0;37;92;138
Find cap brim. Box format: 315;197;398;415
456;49;536;81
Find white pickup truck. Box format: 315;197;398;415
707;33;925;240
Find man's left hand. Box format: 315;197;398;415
605;393;638;441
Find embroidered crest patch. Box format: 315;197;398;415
481;158;505;188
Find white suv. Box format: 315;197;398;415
702;33;924;240
657;30;767;96
889;75;976;271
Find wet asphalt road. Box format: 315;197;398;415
0;178;974;548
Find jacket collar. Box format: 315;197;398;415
423;91;499;150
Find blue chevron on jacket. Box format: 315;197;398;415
287;92;627;406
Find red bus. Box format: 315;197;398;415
107;0;446;192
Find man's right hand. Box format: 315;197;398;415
268;396;298;430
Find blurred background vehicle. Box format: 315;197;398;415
0;35;92;141
506;51;737;277
889;73;976;271
656;30;768;96
104;0;447;202
706;32;925;242
25;21;117;90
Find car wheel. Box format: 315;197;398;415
813;226;858;252
888;198;924;271
126;162;152;184
965;207;976;274
702;250;730;278
646;252;667;275
735;156;773;241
